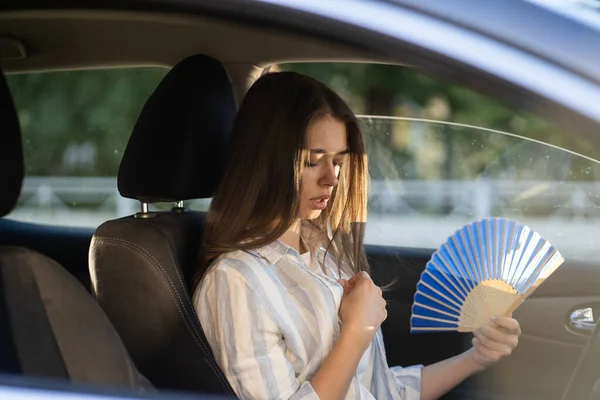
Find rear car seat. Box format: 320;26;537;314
0;64;153;392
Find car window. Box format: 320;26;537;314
5;67;173;228
274;62;600;262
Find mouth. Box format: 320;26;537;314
309;194;331;211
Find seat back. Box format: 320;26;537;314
89;54;237;395
0;65;152;392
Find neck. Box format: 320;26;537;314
279;219;305;253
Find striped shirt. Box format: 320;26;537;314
193;238;422;400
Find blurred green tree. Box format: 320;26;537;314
279;62;600;182
6;62;599;184
6;67;167;176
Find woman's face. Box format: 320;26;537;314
299;115;348;220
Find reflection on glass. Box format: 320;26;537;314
362;116;600;262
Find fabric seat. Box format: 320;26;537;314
89;54;237;395
0;65;152;392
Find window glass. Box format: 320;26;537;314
274;62;600;262
6;67;177;227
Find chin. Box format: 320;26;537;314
300;209;323;220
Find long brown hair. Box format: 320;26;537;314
191;71;369;291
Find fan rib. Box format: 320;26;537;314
509;228;534;288
450;235;476;291
413;301;459;319
411;327;462;332
431;253;469;299
466;225;483;283
456;231;479;287
476;222;488;281
411;314;458;325
515;240;548;294
486;219;494;282
502;221;516;281
420;279;463;309
415;290;461;314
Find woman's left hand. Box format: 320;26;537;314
469;316;521;371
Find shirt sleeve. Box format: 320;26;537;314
373;327;422;400
194;262;320;400
389;363;422;400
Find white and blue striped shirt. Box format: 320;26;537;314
193;238;422;400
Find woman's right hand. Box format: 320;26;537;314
338;271;387;349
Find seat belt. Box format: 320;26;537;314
0;256;69;379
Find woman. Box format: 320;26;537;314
192;71;521;400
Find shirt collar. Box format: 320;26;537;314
246;221;329;265
247;239;329;266
246;240;293;265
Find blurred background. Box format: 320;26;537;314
6;62;600;261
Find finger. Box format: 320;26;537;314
492;316;521;335
480;324;519;345
472;337;503;362
474;330;508;352
338;280;350;293
354;271;371;281
350;274;372;288
380;297;387;309
345;276;358;287
339;279;357;295
475;329;515;354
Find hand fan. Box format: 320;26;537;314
410;217;564;333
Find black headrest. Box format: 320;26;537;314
117;54;237;203
0;66;24;217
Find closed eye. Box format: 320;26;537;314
305;152;347;168
305;160;343;168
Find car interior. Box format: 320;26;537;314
0;62;154;393
1;6;600;400
89;53;238;395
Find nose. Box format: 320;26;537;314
320;161;339;187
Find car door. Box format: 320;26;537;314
277;59;600;399
362;116;599;400
259;0;600;397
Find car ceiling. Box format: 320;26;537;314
0;10;388;98
3;2;599;145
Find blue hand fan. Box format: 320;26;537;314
410;218;564;333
